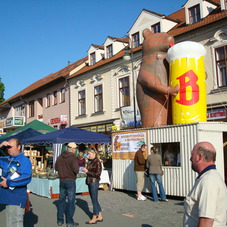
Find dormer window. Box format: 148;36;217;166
90;52;96;65
106;44;113;59
132;32;140;48
152;23;161;33
189;4;201;24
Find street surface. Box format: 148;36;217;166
0;190;184;227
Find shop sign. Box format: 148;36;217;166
81;127;91;131
112;130;147;159
60;115;68;124
6;117;13;127
50;117;60;124
14;117;24;126
0;120;3;128
111;126;118;131
207;108;226;120
3;120;6;128
2;119;6;128
91;126;97;132
106;124;113;131
97;125;105;132
37;113;43;119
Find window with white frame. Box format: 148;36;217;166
119;77;130;107
106;44;113;59
60;88;65;103
15;104;25;116
189;4;201;24
152;23;161;33
90;52;96;65
132;32;140;48
215;45;227;87
153;142;181;167
29;100;34;118
53;91;57;105
46;93;50;107
94;85;103;112
78;90;86;115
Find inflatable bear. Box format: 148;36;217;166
136;28;179;127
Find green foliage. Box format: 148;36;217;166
0;78;5;103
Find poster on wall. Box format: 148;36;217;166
112;130;147;159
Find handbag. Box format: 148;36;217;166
144;168;149;177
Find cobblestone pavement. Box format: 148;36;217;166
0;190;184;227
89;190;184;227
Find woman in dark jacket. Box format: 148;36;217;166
82;148;103;224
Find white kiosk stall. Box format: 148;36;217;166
112;122;227;197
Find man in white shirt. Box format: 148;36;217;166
183;141;227;227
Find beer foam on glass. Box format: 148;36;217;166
166;41;207;124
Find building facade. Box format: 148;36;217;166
0;58;87;133
0;0;226;134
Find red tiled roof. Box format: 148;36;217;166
0;56;88;106
168;7;227;37
143;9;165;17
92;44;104;50
108;36;129;43
70;45;142;78
70;1;226;78
1;0;226;107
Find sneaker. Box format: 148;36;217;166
137;195;147;201
141;195;147;200
57;222;63;226
160;199;168;202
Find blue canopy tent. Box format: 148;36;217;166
23;126;111;166
0;128;42;144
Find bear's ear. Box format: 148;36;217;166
143;28;152;39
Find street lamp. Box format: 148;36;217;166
123;42;137;128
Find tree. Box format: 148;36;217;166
0;78;5;103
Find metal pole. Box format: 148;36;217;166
130;49;137;128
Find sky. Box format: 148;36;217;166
0;0;186;100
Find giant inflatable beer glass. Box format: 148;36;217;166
166;41;207;124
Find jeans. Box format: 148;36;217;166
149;174;167;202
6;205;24;227
57;180;76;225
88;182;102;215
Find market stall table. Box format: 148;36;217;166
27;170;111;199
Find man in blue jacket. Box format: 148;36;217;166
0;138;32;227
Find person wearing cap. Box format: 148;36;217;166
134;144;147;201
55;142;79;227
